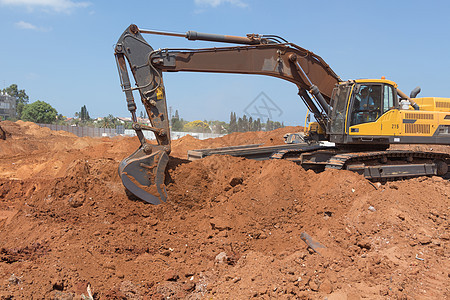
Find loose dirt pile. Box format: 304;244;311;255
0;121;448;299
170;126;303;159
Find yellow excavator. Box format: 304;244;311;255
114;24;450;204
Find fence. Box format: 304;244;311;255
38;124;226;140
37;124;119;137
123;130;225;140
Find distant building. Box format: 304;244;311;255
0;92;16;119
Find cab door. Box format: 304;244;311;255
380;84;401;136
348;84;383;136
328;84;352;143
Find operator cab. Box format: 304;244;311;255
349;83;396;126
328;79;398;145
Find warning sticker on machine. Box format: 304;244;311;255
156;87;164;100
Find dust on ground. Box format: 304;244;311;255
0;120;449;299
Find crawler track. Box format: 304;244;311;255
273;148;449;180
326;150;449;180
190;143;449;181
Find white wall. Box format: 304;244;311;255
123;130;225;140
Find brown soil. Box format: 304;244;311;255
0;120;449;299
170;126;303;159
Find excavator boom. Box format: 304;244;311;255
114;24;341;203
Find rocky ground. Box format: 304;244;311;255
0;120;448;299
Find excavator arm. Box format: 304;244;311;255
114;24;341;203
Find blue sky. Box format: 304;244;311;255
1;0;450;125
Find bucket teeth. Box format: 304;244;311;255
118;147;168;204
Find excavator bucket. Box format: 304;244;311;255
118;147;169;205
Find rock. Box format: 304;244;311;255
68;196;84;208
210;218;232;231
319;278;333;294
292;250;307;263
431;176;444;182
230;177;243;187
232;277;241;283
389;183;399;190
431;239;441;246
164;270;179;282
184;271;195;277
53;291;74;300
215;251;228;264
368;206;376;212
73;280;89;296
308;277;320;291
409;240;418;247
8;274;20;285
356;239;371;250
183;282;196;292
149;219;159;226
52;278;65;291
217;230;228;238
212;194;228;202
440;233;450;241
418;235;432;245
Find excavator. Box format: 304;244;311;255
114;24;450;204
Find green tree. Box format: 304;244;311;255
237;117;243;132
100;114;117;128
256;118;262;131
229;112;237;133
242;115;249;132
209;120;228;134
79;105;90;122
3;84;29;105
3;84;29;119
171;109;184;131
16;102;25;119
265;119;273;131
248;116;253;131
21;101;57;124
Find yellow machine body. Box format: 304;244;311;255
349;99;450;137
329;79;450;145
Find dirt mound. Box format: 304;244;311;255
0;121;448;299
171;126;303;159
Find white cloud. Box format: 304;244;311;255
194;0;248;8
0;0;91;13
15;20;51;31
15;20;38;30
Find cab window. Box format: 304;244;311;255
383;85;395;113
350;84;382;125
